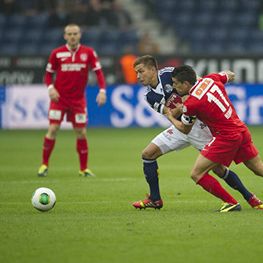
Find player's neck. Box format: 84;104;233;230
150;76;159;89
67;43;80;51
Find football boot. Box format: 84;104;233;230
37;164;48;177
132;194;163;210
218;202;241;213
248;194;263;210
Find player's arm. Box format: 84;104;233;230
207;71;235;84
219;70;235;82
44;51;60;102
162;105;182;119
94;68;107;106
166;110;195;134
90;49;107;106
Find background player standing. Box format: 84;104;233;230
38;24;106;177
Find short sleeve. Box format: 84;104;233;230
182;97;197;117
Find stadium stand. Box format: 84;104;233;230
142;0;262;55
0;0;263;55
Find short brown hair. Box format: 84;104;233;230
133;55;158;69
172;65;197;85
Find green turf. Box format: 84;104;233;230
0;127;263;263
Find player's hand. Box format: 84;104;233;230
220;71;235;82
96;90;107;106
165;108;174;121
48;85;60;102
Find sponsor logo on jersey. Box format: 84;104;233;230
80;53;88;62
61;63;86;71
56;52;71;58
164;84;173;93
192;78;213;99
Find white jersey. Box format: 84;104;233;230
145;67;213;153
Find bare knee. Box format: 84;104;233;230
74;127;87;139
212;165;226;178
142;148;154;160
190;171;203;183
46;124;60;139
142;144;162;160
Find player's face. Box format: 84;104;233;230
64;26;81;48
134;64;156;86
172;77;190;96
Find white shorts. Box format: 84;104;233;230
151;119;213;154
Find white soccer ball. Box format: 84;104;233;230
31;187;56;212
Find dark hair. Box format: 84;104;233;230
172;65;197;85
133;55;158;69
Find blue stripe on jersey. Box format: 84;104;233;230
145;67;176;114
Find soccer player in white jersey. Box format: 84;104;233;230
132;55;263;212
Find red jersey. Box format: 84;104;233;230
45;44;102;100
183;72;247;136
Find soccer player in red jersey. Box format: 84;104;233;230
38;24;106;177
167;65;263;212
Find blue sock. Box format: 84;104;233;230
143;158;161;201
223;168;252;201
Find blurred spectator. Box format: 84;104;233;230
137;32;160;54
86;0;104;27
259;0;263;30
0;0;18;15
19;0;43;15
119;47;138;84
47;0;69;28
103;0;133;29
68;0;89;27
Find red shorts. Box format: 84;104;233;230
48;98;87;128
201;128;258;167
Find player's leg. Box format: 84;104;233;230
242;155;263;209
74;126;94;176
133;126;190;209
187;121;247;206
142;142;163;201
191;154;241;212
38;123;60;177
212;165;263;206
132;143;163;209
243;155;263;177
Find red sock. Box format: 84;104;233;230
77;138;88;171
197;173;238;204
42;137;55;166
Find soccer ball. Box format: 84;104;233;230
31;187;56;212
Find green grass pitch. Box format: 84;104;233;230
0;127;263;263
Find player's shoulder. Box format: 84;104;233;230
79;44;96;53
158;67;174;76
52;45;68;53
158;67;174;86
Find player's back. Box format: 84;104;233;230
186;74;246;136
